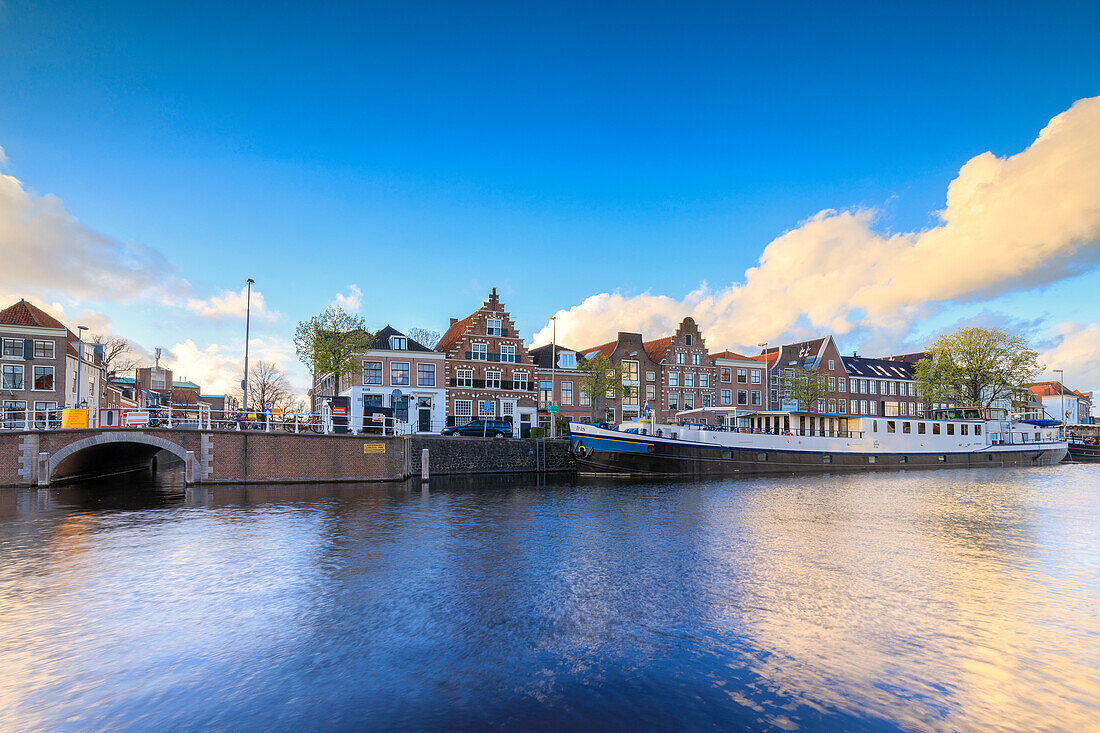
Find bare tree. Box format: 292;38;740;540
246;361;296;412
90;334;140;378
407;327;442;349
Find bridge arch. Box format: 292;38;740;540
49;432;199;483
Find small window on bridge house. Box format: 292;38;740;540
903;422;911;434
933;423;941;435
947;424;955;436
918;423;926;434
886;421;896;433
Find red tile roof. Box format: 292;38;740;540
749;351;779;369
580;339;618;359
1029;383;1091;400
0;299;66;329
642;336;673;363
711;350;754;360
436;313;477;354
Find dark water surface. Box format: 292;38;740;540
0;465;1097;731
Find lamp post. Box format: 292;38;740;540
75;325;88;409
1054;368;1065;435
549;316;556;439
759;342;769;410
242;278;254;413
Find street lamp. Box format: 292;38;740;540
243;279;254;413
549;316;557;439
759;342;769;411
1054;368;1065;434
75;325;88;409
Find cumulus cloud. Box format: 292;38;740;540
0;145;8;168
1038;322;1100;411
164;337;308;400
0;163;278;323
533;95;1100;352
331;284;363;312
186;286;279;322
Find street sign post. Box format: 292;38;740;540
548;405;559;414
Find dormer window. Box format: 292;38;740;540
486;318;502;336
389;336;407;350
558;352;576;369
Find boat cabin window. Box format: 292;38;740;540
933;424;941;435
868;456;878;464
975;425;981;436
899;456;908;464
918;423;926;434
903;422;911;434
1035;432;1041;442
822;455;832;464
947;424;955;435
872;420;878;432
961;425;969;436
887;420;896;433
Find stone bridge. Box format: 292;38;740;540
0;429;411;487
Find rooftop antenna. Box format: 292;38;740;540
155;347;162;367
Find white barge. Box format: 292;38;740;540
568;408;1067;476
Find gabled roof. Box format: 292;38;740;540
750;350;780;369
528;343;583;369
579;339;618;359
1027;382;1091;400
711;350;755;361
642;336;674;363
0;299;66;329
437;314;477;354
883;352;929;364
843;356;916;380
372;325;435;353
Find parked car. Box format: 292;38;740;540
441;419;513;438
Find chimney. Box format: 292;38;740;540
450;318;458;326
487;287;499;307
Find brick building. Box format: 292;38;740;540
644;317;717;423
707;350;766;425
438;288;538;436
759;335;851;415
337;325;446;433
0;299;106;426
843;355;924;418
529;343;587;429
580;331;661;424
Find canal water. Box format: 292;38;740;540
0;466;1097;731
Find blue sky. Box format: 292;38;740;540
1;1;1099;395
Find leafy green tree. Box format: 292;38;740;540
914;326;1042;408
779;365;831;412
578;354;632;421
294;306;373;398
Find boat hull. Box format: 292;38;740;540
569;431;1067;476
1067;442;1100;462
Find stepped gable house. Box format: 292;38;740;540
579;331;661;424
643;317;716;423
438;288;538;435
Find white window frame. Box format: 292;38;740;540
478;399;496;417
390;362;410;386
471;343;488;360
646;371;656;382
684;392;695;409
485;370;502;389
417;363;436;387
2;364;24;390
684;372;694;388
699;373;709;388
500;344;515;363
669;372;679;387
363;360;383;385
456;368;473;388
32;365;54;391
513;371;529;391
2;339;22;359
389;336;407;350
455;399;473;420
33;340;55;359
486;318;502;336
561;381;573;406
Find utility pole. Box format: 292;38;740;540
759;342;769;410
550;316;557;439
75;325;88;409
1054;368;1065;435
243;278;254;413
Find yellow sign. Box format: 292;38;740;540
61;408;88;429
363;443;386;454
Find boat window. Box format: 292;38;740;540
933;424;941;435
918;423;926;434
886;420;896;433
1021;433;1029;442
872;420;878;432
961;425;969;436
822;455;832;464
1035;432;1041;442
938;455;946;462
868;456;878;464
947;424;955;436
975;425;981;436
903;422;911;434
899;456;908;464
987;454;994;461
757;453;768;461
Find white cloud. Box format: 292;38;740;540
164;337;308;400
0;145;8;168
185;286;279;322
331;284;363;312
533;95;1100;353
0;162;280;324
1038;322;1100;412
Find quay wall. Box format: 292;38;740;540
0;430;576;487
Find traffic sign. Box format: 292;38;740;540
548;406;559;413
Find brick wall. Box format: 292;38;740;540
409;436;574;475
